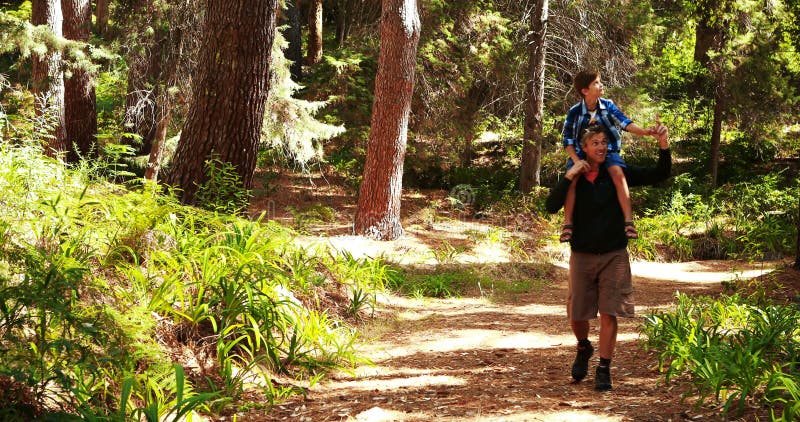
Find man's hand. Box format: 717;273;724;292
654;124;669;149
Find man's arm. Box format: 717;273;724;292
624;148;672;187
546;177;572;214
625;126;671;187
546;161;589;213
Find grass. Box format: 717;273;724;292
389;262;553;302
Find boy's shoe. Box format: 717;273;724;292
595;365;612;391
571;342;594;381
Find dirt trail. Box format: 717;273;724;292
258;257;773;422
245;171;783;421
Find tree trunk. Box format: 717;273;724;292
353;0;420;240
795;197;799;270
32;0;67;156
709;91;723;188
62;0;97;162
693;0;731;189
335;0;353;47
166;0;278;204
457;82;487;168
306;0;323;65
693;17;715;66
520;0;549;193
144;103;171;181
94;0;109;36
284;0;303;80
123;0;160;155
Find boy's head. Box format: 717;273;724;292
573;70;600;98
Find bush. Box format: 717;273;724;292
643;291;800;418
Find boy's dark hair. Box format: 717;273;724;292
573;70;600;98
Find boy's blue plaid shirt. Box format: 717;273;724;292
562;97;633;156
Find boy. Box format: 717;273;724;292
560;70;655;242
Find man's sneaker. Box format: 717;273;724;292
571;343;594;381
595;365;612;391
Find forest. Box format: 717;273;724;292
0;0;799;420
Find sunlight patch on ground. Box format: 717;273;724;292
628;261;774;283
379;296;565;317
393;303;565;322
362;328;640;360
505;303;567;316
299;235;435;265
351;407;625;422
298;220;520;265
551;259;775;284
352;406;426;421
377;295;489;311
318;374;465;393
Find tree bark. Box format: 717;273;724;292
353;0;420;240
306;0;323;65
32;0;67;156
123;0;161;156
144;102;171;181
94;0;110;36
693;0;731;189
457;82;487;168
693;17;715;66
284;0;303;80
795;197;800;270
62;0;97;162
520;0;549;193
709;91;723;188
166;0;278;204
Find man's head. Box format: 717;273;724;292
579;123;608;163
573;70;601;99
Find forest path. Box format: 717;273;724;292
247;170;780;421
261;256;773;422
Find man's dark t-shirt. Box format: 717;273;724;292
546;149;672;254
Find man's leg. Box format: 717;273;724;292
598;313;618;359
595;313;618;391
570;319;593;381
571;319;590;340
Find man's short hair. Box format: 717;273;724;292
573;70;600;98
580;123;606;145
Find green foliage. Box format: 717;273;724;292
120;365;218;422
388;261;551;301
630;172;798;261
194;158;253;215
643;290;800;418
0;142;387;418
262;29;345;169
390;269;467;298
287;203;337;234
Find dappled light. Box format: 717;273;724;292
263;256;778;420
629;261;775;283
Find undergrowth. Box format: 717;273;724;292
0;141;391;419
642;275;800;420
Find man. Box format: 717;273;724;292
546;122;671;391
